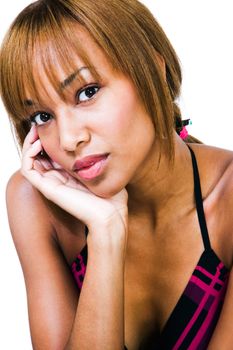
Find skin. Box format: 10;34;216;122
6;27;233;349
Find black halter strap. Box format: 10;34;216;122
188;145;211;251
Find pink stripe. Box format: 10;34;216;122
173;263;222;350
189;276;219;297
189;278;228;348
195;265;224;286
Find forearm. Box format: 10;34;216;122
66;228;126;350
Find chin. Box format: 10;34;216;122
89;188;119;199
87;178;126;199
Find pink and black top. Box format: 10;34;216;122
71;146;229;349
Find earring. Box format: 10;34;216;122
40;150;44;156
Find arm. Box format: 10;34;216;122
7;172;126;350
6;172;79;349
9;126;128;349
66;227;125;350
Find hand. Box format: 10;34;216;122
21;126;128;236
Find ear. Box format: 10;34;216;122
154;51;166;80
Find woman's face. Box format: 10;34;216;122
28;29;157;197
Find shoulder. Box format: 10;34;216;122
6;170;86;265
6;169;54;235
189;143;233;168
188;143;233;195
6;170;57;262
7;168;46;202
190;144;233;265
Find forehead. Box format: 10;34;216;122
36;27;113;81
24;26;117;104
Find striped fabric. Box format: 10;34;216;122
71;247;229;350
158;249;229;349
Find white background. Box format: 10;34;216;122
0;1;232;348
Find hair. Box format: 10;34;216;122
0;0;200;161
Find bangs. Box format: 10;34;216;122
1;0;182;157
1;7;100;124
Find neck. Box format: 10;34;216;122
126;134;194;222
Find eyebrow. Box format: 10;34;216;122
24;66;89;107
60;66;89;89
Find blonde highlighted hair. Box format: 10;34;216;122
0;0;199;159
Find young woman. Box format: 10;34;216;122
1;0;232;349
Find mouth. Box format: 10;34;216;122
72;153;109;181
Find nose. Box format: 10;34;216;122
57;111;90;152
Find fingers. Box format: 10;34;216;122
50;160;63;170
22;124;38;154
21;125;43;184
22;138;42;172
21;125;41;169
37;157;54;171
33;159;50;174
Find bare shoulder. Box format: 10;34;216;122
189;143;233;195
190;143;233;168
6;170;85;264
6;169;54;242
190;144;233;265
6;169;59;279
199;144;233;197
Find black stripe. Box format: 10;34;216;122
159;294;197;348
192;269;212;285
179;308;207;349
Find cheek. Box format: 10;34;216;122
108;93;154;147
99;88;140;139
38;129;59;162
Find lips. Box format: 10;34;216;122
72;153;109;172
72;153;109;180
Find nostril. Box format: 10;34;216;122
59;130;91;152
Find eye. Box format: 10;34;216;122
77;85;100;103
30;112;53;125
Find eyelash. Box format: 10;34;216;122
29;83;100;125
77;84;100;103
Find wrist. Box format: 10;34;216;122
87;221;127;256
